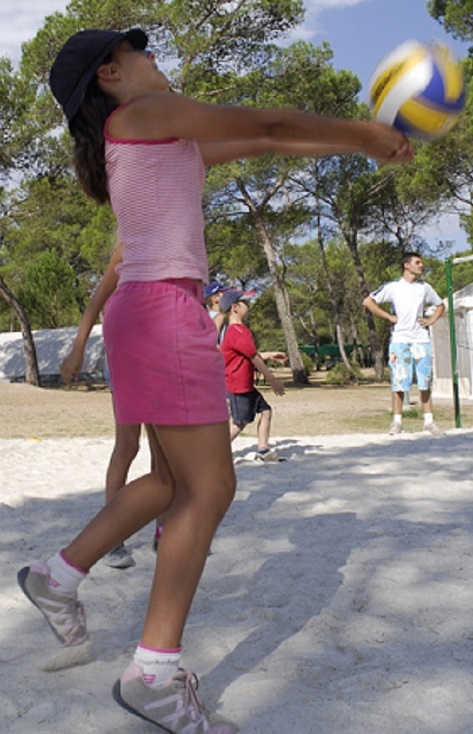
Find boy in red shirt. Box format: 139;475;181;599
220;289;287;462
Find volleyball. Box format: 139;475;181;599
368;39;465;140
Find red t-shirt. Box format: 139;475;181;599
221;323;257;393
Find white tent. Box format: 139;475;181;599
0;324;104;381
431;283;473;403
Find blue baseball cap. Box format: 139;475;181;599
203;281;227;300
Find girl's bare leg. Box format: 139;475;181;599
145;423;171;530
63;468;175;569
141;421;235;648
62;421;235;649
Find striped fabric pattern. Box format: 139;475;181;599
105;135;209;284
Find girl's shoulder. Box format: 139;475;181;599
106;92;179;141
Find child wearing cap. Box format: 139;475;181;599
220;290;287;462
17;24;413;734
203;280;227;342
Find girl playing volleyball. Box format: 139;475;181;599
18;27;413;733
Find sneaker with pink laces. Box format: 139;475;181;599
17;562;92;670
17;563;89;647
113;662;238;733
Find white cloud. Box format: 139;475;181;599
0;0;69;64
288;0;372;44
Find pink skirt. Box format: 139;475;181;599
102;279;228;425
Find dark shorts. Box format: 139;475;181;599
227;388;271;427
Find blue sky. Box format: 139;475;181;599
298;0;470;97
0;0;470;251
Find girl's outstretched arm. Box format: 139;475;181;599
110;92;413;166
198;136;399;167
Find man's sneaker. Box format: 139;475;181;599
423;421;444;437
113;662;237;733
17;563;89;647
388;422;403;436
254;449;286;463
103;543;135;569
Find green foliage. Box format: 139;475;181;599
428;0;473;40
245;289;285;352
325;360;363;386
19;0;305;89
0;57;40;173
17;249;81;328
425;249;473;295
2;173;116;320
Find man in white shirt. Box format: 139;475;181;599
363;252;445;436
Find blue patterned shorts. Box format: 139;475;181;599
389;342;433;392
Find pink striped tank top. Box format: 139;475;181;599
105;119;209;285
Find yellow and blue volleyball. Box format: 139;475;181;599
368;40;465;140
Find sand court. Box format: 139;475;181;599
2;427;473;733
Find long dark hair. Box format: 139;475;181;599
69;76;118;204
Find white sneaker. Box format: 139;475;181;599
388;422;403;436
254;449;286;462
103;544;135;569
423;421;444;437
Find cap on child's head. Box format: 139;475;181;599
203;281;226;300
49;27;148;124
219;289;255;313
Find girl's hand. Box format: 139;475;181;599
361;121;414;164
61;346;84;385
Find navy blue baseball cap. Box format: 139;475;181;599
49;28;148;124
219;289;256;313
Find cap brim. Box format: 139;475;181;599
123;28;148;50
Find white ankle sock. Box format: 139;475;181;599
134;643;182;687
393;414;402;424
424;412;433;426
46;551;87;596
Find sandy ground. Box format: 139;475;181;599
1;377;473;733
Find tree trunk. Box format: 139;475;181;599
314;208;357;380
342;229;384;380
0;273;40;386
236;179;308;386
253;214;308;386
